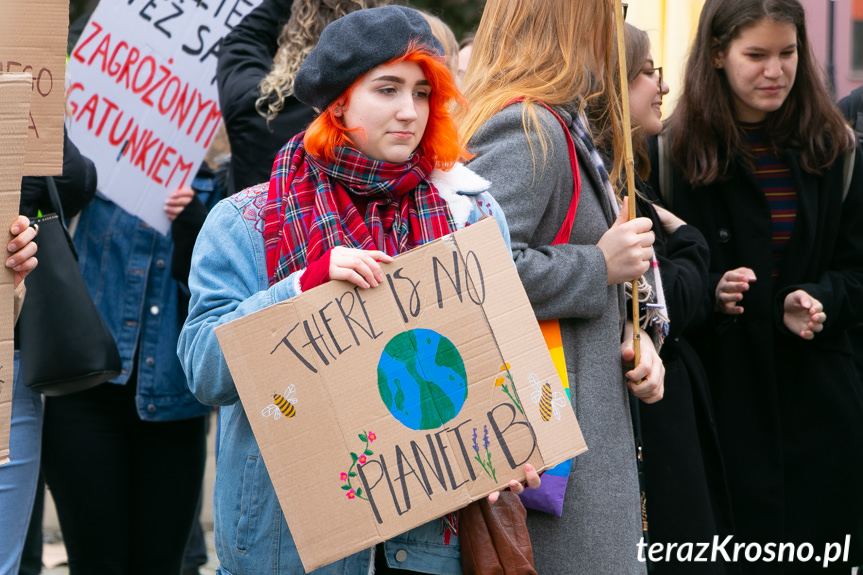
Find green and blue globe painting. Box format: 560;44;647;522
377;329;468;430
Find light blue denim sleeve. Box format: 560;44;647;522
468;190;512;256
178;200;301;406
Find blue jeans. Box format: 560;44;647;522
0;354;42;575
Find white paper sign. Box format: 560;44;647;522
66;0;262;233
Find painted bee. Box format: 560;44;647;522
529;373;567;422
261;385;298;420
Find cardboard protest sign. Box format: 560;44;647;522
0;74;32;465
66;0;261;234
216;218;588;571
0;0;68;176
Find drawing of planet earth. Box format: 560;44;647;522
377;329;468;430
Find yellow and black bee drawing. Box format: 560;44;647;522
529;373;567;422
261;385;298;420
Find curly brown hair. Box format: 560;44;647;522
256;0;393;121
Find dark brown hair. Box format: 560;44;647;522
587;23;652;182
666;0;852;186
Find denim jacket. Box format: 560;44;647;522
74;193;210;422
178;164;510;575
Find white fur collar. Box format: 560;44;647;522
431;163;491;228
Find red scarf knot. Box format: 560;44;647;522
262;133;454;286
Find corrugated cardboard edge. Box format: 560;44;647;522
1;0;68;175
0;74;32;465
449;219;589;471
329;218;590;550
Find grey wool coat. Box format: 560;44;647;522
467;102;646;575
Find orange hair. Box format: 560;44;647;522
304;45;470;170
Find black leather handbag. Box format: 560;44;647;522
18;177;121;395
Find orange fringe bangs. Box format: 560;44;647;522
303;44;470;170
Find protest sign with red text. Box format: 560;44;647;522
67;0;261;233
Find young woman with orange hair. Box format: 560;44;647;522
179;6;537;574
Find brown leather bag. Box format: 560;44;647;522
459;492;537;575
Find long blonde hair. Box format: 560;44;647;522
256;0;391;121
418;11;459;79
458;0;626;186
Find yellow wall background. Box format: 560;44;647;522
626;0;706;114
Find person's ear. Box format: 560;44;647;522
333;99;346;117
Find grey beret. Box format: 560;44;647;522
293;6;445;111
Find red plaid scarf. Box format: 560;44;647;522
262;133;455;286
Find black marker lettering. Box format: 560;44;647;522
386;269;421;322
394;444;431;510
488;402;537;469
182;24;209;56
435;428;469;490
447;419;477;481
357;460;384;524
302;316;333;365
353;287;382;339
411;435;448;493
464;250;486;305
270;323;317;374
318;302;350;355
138;0;158;21
433;252;463;308
153;3;184;38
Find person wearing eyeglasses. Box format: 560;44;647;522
589;22;737;575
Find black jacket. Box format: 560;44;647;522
655;144;863;573
216;0;316;195
636;178;736;575
20;128;97;219
834;87;863;384
838;85;863;143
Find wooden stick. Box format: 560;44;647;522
613;0;642;371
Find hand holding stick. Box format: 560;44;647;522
613;0;643;373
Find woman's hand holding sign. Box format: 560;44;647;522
487;463;542;503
